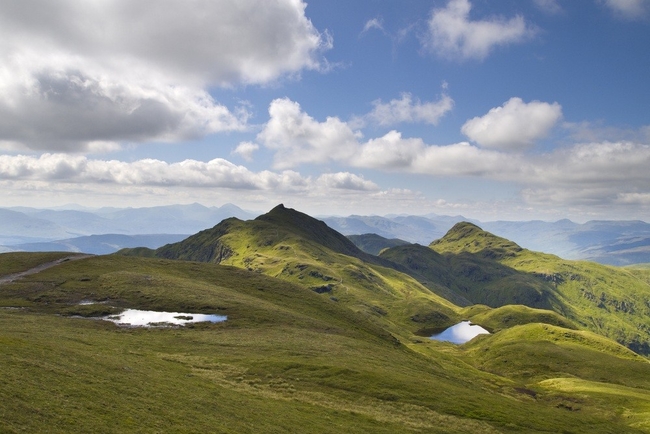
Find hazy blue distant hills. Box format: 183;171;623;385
481;220;650;266
2;203;254;238
323;214;471;245
9;234;190;255
93;203;254;234
0;203;254;253
0;208;72;240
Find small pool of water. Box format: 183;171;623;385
430;321;490;344
103;309;227;327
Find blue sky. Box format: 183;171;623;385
1;0;649;221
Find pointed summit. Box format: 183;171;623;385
255;204;366;259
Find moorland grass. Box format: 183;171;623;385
0;251;77;275
2;254;650;432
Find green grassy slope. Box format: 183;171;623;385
2;253;650;432
147;211;650;355
426;222;650;354
462;324;650;431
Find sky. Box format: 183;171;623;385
1;0;649;222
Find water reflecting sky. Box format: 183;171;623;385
104;309;226;327
430;321;490;344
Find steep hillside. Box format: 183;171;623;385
256;204;375;260
429;222;524;259
380;240;559;310
151;204;461;337
156;205;392;267
149;212;650;355
428;222;650;355
379;244;473;307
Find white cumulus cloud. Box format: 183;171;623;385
461;97;563;150
232;142;260;162
0;153;316;190
316;173;379;191
250;98;650;215
257;98;361;169
0;0;329;152
0;153;395;212
424;0;535;60
355;131;427;170
364;93;454;127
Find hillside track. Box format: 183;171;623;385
0;254;93;285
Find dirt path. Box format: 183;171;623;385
0;254;94;285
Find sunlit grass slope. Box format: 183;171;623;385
2;253;650;432
462;323;650;430
463;304;578;332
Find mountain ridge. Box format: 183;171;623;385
4;203;650;265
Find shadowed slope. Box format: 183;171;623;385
347;234;410;256
381;233;559;310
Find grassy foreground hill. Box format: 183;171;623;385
3;207;650;432
2;253;650;432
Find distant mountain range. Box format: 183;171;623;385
0;203;256;254
1;203;649;265
7;234;191;255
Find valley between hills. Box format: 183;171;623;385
2;204;650;433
